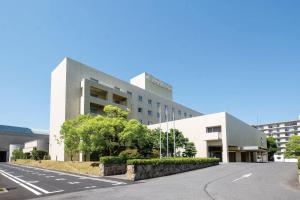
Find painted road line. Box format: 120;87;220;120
46;176;55;178
233;173;252;182
0;170;42;195
84;186;96;189
28;181;39;184
56;178;67;181
0;170;64;195
13;164;126;185
68;182;80;185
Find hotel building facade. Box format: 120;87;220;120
50;57;202;161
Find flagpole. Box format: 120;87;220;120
159;103;162;159
166;106;169;157
173;108;176;157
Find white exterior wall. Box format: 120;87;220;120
50;57;202;161
23;139;49;153
149;112;227;160
149;112;267;163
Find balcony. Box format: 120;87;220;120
90;86;108;100
113;94;128;106
203;132;222;141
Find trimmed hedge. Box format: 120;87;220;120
99;156;127;165
127;157;219;165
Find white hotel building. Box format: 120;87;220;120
50;57;267;162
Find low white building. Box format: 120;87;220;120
23;139;49;154
149;112;268;163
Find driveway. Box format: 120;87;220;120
32;162;300;200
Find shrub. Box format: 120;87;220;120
12;149;25;160
31;149;48;161
151;149;160;158
127;157;219;165
298;157;300;169
99;156;127;164
119;149;141;159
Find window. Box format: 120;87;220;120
157;112;160;118
114;86;120;91
148;99;152;105
206;126;222;133
90;103;104;115
139;119;143;124
138;107;143;113
189;114;192;117
184;113;187;118
157;102;160;108
127;91;133;97
90;78;99;83
148;121;152;125
148;110;152;116
138;95;143;102
178;110;182;116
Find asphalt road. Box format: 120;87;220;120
0;163;129;200
32;162;300;200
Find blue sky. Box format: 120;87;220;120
0;0;299;130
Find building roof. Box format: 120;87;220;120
0;125;49;135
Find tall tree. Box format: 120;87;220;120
60;115;91;161
285;135;300;158
267;136;278;161
119;119;154;157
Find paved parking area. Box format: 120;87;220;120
0;163;129;200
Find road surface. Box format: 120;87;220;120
33;162;300;200
0;163;129;200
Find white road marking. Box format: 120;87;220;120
56;178;67;181
28;181;39;183
84;186;96;189
46;176;55;178
0;170;42;195
233;173;253;182
68;182;80;185
15;175;24;178
0;170;64;194
12;164;126;185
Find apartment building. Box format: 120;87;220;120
50;57;202;161
254;115;300;160
149;112;267;163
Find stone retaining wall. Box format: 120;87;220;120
99;163;127;176
127;161;218;181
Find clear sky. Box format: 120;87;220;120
0;0;299;130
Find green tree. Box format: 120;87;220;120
104;105;129;119
182;142;197;157
151;128;188;157
12;149;25;160
119;119;154;157
267;136;278;161
60;115;91;161
285;135;300;158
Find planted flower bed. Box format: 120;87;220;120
126;157;219;181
